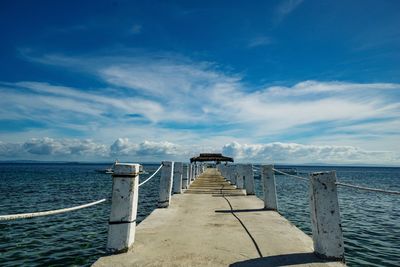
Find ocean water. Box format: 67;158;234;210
0;163;399;266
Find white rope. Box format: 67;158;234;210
272;168;400;195
336;182;400;195
0;198;106;221
138;164;163;187
272;168;309;181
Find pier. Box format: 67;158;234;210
94;161;345;267
4;155;398;266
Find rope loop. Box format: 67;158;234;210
138;164;163;187
0;198;107;221
271;168;400;195
335;182;400;195
272;168;309;181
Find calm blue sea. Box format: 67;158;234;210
0;163;399;266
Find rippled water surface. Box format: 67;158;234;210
0;163;399;266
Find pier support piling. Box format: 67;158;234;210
107;163;141;253
158;161;174;208
262;165;278;210
173;162;183;194
309;171;344;261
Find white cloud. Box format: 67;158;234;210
266;80;400;96
1;138;398;165
110;138;181;157
3;52;400;164
274;0;304;24
0;138;108;160
248;36;273;48
223;141;400;165
23;137;108;156
0;138;186;162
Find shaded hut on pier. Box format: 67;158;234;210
190;153;233;164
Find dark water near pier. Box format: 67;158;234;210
0;163;399;266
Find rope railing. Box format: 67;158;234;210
335;182;400;195
0;164;163;221
138;164;163;187
272;168;309;181
272;168;400;195
0;198;107;221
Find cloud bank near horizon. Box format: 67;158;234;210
1;52;399;164
0;138;398;165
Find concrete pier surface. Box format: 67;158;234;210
93;169;344;267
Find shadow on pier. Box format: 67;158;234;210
230;252;332;267
215;208;268;213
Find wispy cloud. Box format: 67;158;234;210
2;51;400;164
248;36;273;48
129;24;142;34
274;0;304;25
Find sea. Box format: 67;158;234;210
0;163;399;266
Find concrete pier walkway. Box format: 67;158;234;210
93;169;344;267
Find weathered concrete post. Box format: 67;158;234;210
262;165;278;210
190;163;194;182
224;165;230;181
158;161;174;208
218;164;225;179
173;162;183;194
107;163;141;253
235;164;245;189
225;165;231;182
182;163;189;189
228;165;237;185
243;164;255;195
309;171;344;261
188;163;191;183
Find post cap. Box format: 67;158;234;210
113;163;142;177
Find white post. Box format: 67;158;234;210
219;165;224;178
228;165;236;185
189;163;194;182
173;162;183;194
309;171;344;261
158;161;174;208
243;164;255;195
107;163;141;253
224;165;229;181
262;165;278;210
182;163;189;189
235;164;245;189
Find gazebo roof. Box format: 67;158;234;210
190;153;234;163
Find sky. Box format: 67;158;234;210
0;0;399;164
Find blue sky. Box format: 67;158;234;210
0;0;399;164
